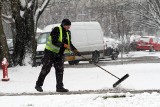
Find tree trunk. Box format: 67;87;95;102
0;1;9;63
25;0;37;67
10;0;50;66
11;0;26;66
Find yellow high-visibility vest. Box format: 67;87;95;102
45;26;70;53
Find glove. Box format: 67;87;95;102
73;49;81;56
64;44;70;50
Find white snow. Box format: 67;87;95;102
20;10;25;18
2;14;13;24
27;0;33;9
36;44;45;51
0;51;160;107
19;0;26;8
2;58;7;65
130;35;141;42
36;28;43;33
34;0;49;22
0;92;160;107
40;0;49;12
0;62;160;93
103;37;120;48
123;51;160;58
34;8;40;22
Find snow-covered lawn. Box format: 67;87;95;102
0;51;160;107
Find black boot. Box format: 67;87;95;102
56;87;69;92
35;85;43;92
56;72;69;92
35;61;52;93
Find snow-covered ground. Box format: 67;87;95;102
1;92;160;107
123;51;160;58
0;51;160;107
0;63;160;93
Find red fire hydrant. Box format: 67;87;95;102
1;58;9;81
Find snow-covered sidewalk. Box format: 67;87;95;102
0;92;160;107
0;51;160;107
0;63;160;93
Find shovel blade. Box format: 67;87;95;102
113;74;129;88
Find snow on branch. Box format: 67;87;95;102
129;2;160;26
2;14;14;24
34;0;50;22
27;0;34;9
39;0;50;12
129;0;160;28
20;0;26;8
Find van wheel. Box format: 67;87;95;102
92;51;100;63
68;60;79;65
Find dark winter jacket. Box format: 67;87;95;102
44;25;77;56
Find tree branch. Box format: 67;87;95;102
2;14;14;23
34;0;50;22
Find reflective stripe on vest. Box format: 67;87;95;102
45;26;70;53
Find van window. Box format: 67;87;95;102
37;33;49;44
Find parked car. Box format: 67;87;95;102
103;37;120;60
136;36;160;51
36;22;105;65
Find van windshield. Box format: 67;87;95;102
37;33;49;44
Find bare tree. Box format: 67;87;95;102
0;0;9;63
143;0;160;29
128;0;160;32
8;0;51;66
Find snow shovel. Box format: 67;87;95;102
80;55;129;88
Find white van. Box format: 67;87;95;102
36;22;105;65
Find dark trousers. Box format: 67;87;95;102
36;50;64;89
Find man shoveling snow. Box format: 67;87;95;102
35;19;81;92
